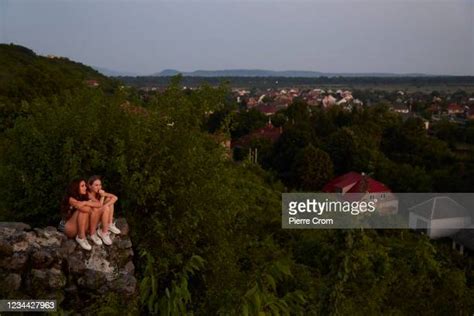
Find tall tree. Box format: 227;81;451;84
292;144;333;191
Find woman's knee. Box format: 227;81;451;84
64;224;77;238
78;206;92;215
64;219;77;238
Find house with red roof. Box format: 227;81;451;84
323;172;398;215
256;104;278;116
231;123;282;149
85;79;100;87
447;103;463;115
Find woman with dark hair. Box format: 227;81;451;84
59;179;102;250
87;175;120;246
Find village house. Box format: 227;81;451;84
447;103;463;115
322;95;337;108
323;172;398;215
247;97;258;108
256;104;278;116
392;104;410;114
231;122;282;149
85;79;100;87
409;196;471;239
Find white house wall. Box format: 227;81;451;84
429;217;471;239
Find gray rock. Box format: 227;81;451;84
115;218;129;236
0;222;31;231
0;227;16;237
124;261;135;275
64;283;78;295
44;226;58;233
115;239;132;249
0;252;28;270
0;239;14;256
109;247;134;267
3;273;21;292
77;269;107;290
31;249;54;268
12;240;30;252
60;239;77;256
84;245;116;280
0;220;137;313
48;268;66;289
67;253;87;275
111;274;137;296
30;269;48;289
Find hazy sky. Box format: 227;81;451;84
1;0;473;75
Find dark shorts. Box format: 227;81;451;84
59;205;76;232
58;219;66;232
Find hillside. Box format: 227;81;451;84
0;44;118;102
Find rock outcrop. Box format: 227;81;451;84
0;218;136;311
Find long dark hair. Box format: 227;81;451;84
60;179;87;220
87;175;102;200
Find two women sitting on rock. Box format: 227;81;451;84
59;176;121;250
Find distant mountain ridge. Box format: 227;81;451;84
94;66;138;77
153;69;430;78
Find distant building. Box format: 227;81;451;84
323;172;398;215
85;79;100;87
447;103;463;115
322;95;336;108
231;122;282;149
247;98;258;108
46;54;64;59
256;104;278;116
409;196;471;239
392;104;410;114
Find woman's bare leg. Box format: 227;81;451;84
108;203;115;225
64;211;79;238
101;206;111;233
77;207;90;239
89;207;103;236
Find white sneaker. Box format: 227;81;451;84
75;235;92;251
108;222;121;234
90;232;103;246
97;229;112;246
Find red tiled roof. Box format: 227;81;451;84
257;104;278;115
231;123;282;148
323;172;391;193
447;103;463;111
323;171;361;192
347;177;391;193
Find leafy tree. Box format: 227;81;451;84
230;108;267;139
292;145;333;191
325;128;358;175
270;125;313;184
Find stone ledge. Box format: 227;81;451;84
0;218;136;312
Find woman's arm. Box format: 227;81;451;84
69;197;85;208
84;199;102;208
69;198;92;213
100;190;118;207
